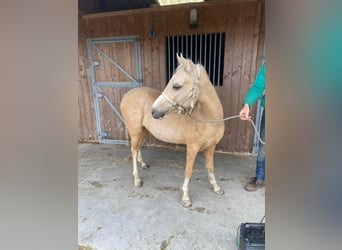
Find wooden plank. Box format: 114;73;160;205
112;40;125;138
142;12;153;87
151;36;161;91
157;11;167;88
237;3;258;152
140;11;155;145
78;18;97;142
227;3;245;152
216;4;233;151
242;1;263;152
78;18;88;141
107;16;119;37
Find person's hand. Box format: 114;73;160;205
239;103;251;120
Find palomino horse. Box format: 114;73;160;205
120;53;225;207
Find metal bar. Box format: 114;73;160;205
93;44;136;82
100;89;125;123
135;38;142;86
89;36;140;43
195;34;197;62
196;34;198;62
208;33;212;81
185;35;188;57
190;35;192;59
199;34;202;64
204;34;207;69
218;32;223;84
169;36;172;72
172;36;175;71
176;35;179;55
213;33;217;85
166;37;169;81
99;132;108;137
101;139;128;145
95;82;140;87
180;35;183;54
87;39;104;141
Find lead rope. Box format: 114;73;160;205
190;114;265;145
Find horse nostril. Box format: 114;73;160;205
151;108;165;119
151;109;158;119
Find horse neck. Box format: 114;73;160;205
193;77;223;119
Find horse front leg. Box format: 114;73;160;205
181;146;199;208
203;145;224;195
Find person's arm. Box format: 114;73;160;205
240;64;265;120
242;63;265;107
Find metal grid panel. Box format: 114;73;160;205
166;32;225;86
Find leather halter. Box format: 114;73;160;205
161;64;200;115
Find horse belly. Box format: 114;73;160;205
143;115;222;147
143;116;190;144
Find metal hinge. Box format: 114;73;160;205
92;61;100;66
99;132;108;137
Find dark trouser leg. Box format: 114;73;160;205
255;109;265;181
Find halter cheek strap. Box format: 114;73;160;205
161;92;186;114
188;65;200;114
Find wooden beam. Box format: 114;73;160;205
81;0;259;19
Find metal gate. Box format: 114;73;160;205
87;36;142;144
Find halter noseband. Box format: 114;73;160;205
161;64;200;115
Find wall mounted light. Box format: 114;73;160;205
190;8;198;29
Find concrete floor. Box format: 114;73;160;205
78;143;265;250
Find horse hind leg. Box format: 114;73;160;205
137;129;149;169
203;145;224;195
130;132;142;187
129;128;148;187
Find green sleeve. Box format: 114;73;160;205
243;63;266;107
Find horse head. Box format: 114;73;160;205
151;53;200;119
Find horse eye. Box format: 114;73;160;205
173;84;182;90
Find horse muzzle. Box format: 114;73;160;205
151;108;166;119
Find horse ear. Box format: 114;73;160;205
176;53;181;64
176;53;194;72
183;58;195;73
176;53;185;66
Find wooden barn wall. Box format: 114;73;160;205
78;17;97;142
78;0;265;153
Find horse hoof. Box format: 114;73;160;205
134;180;143;187
181;199;192;208
214;189;224;195
141;164;150;169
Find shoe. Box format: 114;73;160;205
244;177;265;192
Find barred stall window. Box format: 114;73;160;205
166;32;225;86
